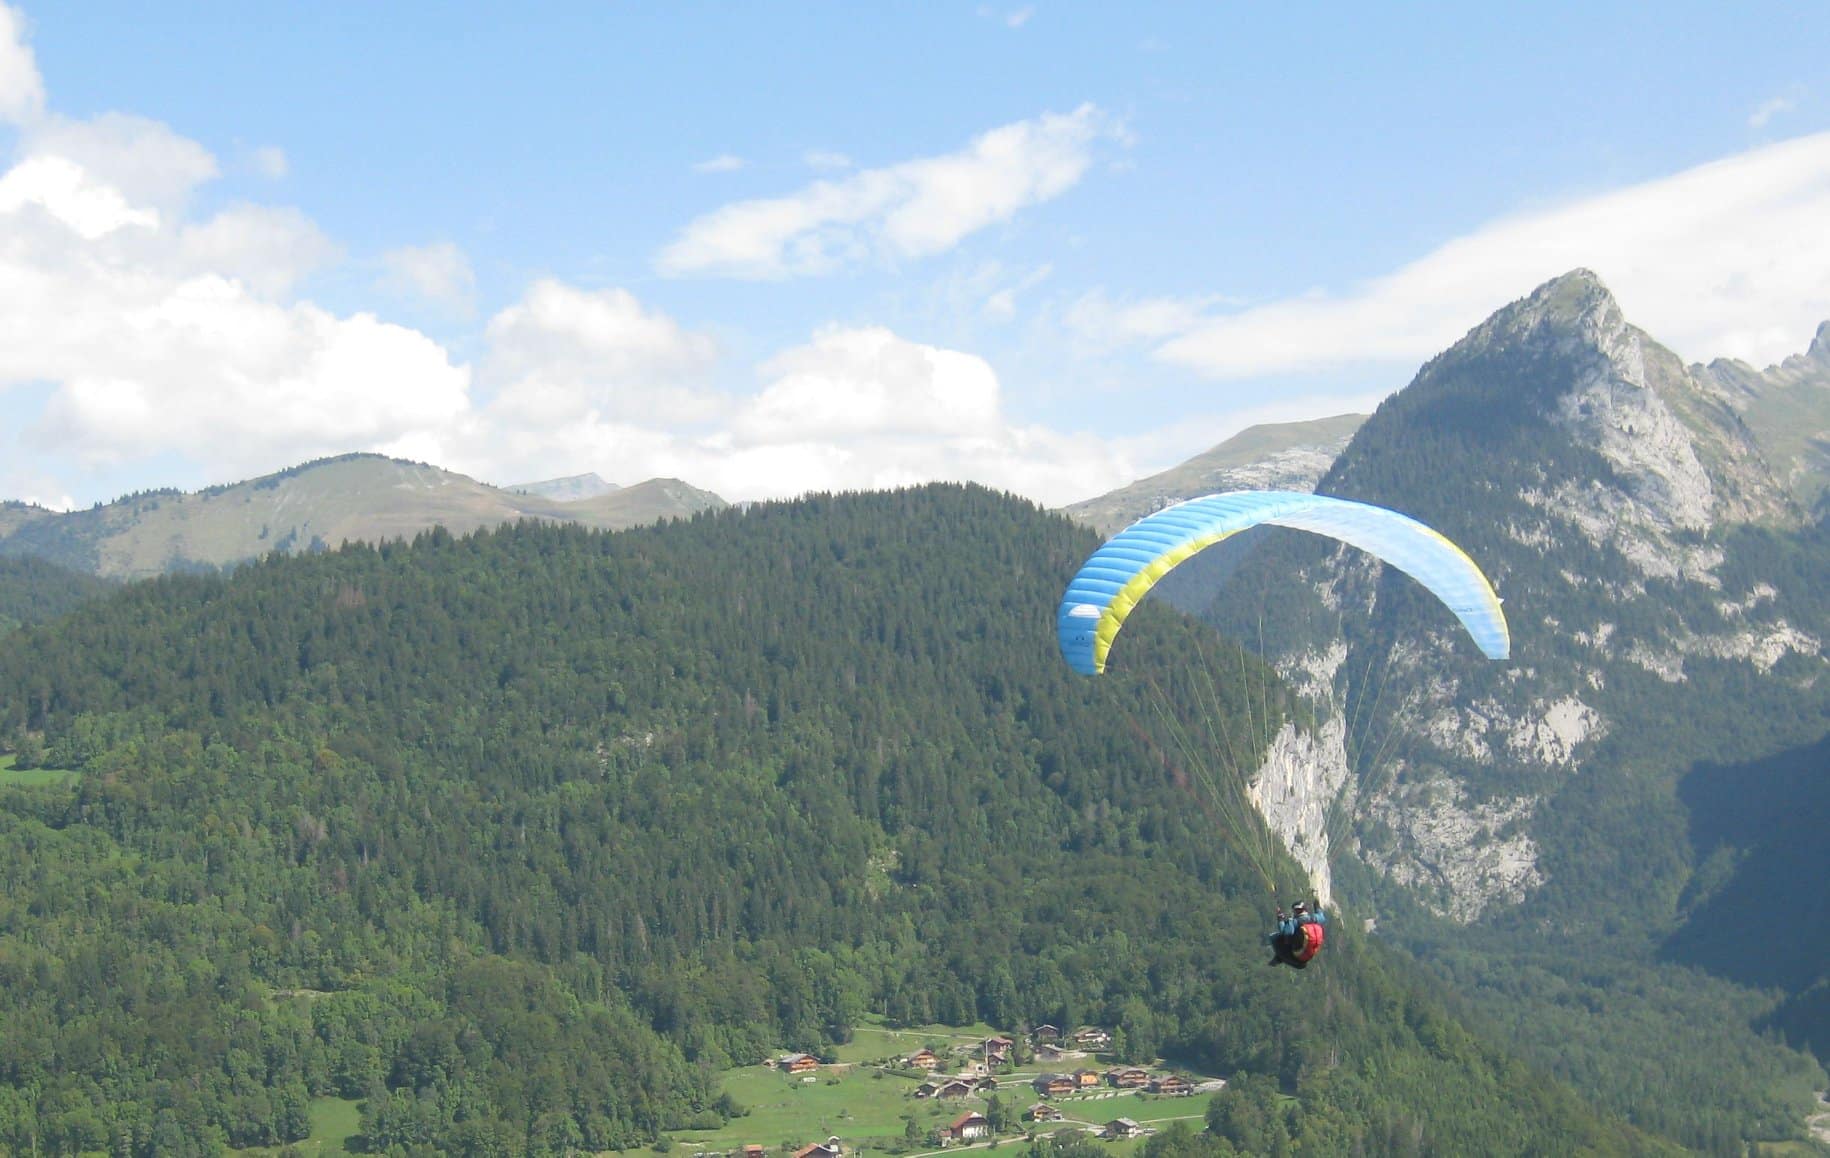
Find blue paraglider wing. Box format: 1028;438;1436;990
1057;490;1509;675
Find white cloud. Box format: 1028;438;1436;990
379;241;476;312
479;279;719;427
0;154;157;237
180;205;339;297
22;112;218;214
692;153;745;174
1155;130;1830;377
690;325;1134;504
734;326;1000;445
0;3;42;124
252;145;288;179
656;104;1123;278
26;279;470;473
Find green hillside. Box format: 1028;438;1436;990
0;487;1653;1154
0;555;114;637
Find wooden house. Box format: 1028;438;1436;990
907;1048;941;1070
1074;1069;1101;1088
1148;1075;1192;1096
1024;1103;1064;1123
1031;1024;1062;1042
947;1112;990;1143
1103;1118;1144;1140
1031;1073;1076;1097
1106;1067;1150;1089
1073;1027;1111;1050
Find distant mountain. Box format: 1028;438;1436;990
0;454;726;579
505;472;620;502
1697;321;1830;514
1064;413;1366;534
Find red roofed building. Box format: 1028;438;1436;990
947;1112;990;1142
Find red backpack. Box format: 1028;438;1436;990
1291;920;1326;963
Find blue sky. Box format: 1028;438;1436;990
1;2;1827;509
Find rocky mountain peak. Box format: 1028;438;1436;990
1453;268;1625;361
1407;270;1794;535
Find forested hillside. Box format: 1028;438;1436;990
0;556;113;637
0;487;1656;1155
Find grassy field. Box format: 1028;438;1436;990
833;1019;1006;1066
231;1097;361;1155
671;1065;940;1151
0;754;79;787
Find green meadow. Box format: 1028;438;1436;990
0;753;79;787
231;1097;361;1155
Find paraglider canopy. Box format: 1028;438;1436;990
1057;490;1509;675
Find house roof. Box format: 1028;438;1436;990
950;1112;988;1129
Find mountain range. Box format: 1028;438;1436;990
0;455;724;580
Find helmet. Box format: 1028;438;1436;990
1291;901;1308;914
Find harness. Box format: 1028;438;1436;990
1291;920;1325;963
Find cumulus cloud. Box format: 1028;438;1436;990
683;325;1129;502
692;153;745;174
21;112;218;214
0;154;157;237
655;104;1123;278
1152;130;1830;376
179;205;339;297
379;240;476;313
733;326;1000;445
479;279;720;427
